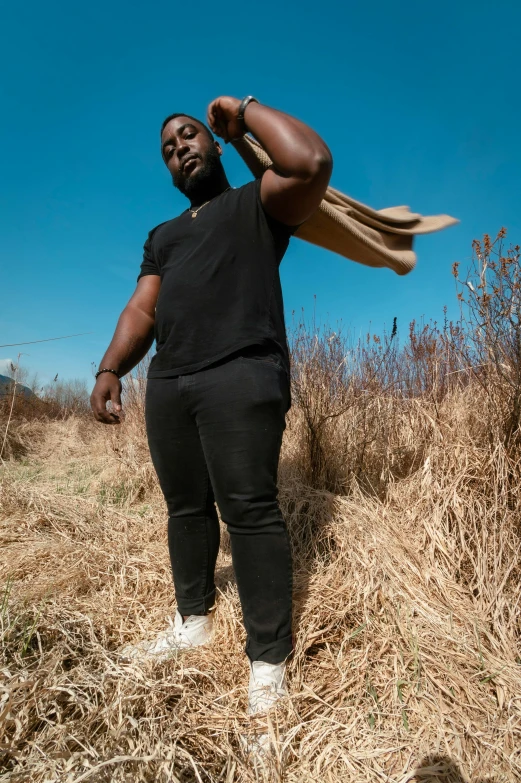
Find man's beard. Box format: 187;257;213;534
173;145;224;203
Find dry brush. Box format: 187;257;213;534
0;232;520;782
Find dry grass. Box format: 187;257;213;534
1;233;520;782
1;381;520;783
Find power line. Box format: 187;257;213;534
0;332;92;348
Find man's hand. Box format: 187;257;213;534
219;98;332;226
207;96;244;143
90;373;123;425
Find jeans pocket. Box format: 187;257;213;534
239;356;284;372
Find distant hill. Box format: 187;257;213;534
0;374;36;399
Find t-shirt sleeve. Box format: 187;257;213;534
251;178;301;241
137;230;161;282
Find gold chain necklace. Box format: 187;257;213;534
190;187;231;219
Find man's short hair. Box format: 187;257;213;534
160;113;214;141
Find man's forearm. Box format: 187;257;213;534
99;306;155;377
242;102;332;180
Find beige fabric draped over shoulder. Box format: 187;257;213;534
232;135;458;277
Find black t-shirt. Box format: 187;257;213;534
138;179;295;378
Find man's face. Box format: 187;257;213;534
161;116;223;198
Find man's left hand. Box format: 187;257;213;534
207;96;244;143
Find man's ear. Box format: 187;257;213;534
214;140;223;156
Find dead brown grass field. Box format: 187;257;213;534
1;382;520;783
1;234;520;782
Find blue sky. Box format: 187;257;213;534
1;0;520;384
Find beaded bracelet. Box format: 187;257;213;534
95;368;120;380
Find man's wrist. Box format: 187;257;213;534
95;367;120;381
237;96;259;129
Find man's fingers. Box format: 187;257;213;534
90;391;122;425
94;407;121;424
208;96;241;141
207;101;227;140
111;387;122;413
97;412;120;424
207;102;219;132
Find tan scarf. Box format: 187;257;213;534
232;135;458;276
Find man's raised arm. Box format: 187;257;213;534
207;97;333;226
90;275;160;424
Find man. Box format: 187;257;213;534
90;95;332;714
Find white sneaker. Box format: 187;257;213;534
244;660;288;760
248;660;287;715
120;610;213;662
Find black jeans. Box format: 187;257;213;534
145;347;293;664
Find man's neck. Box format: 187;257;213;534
188;176;231;210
